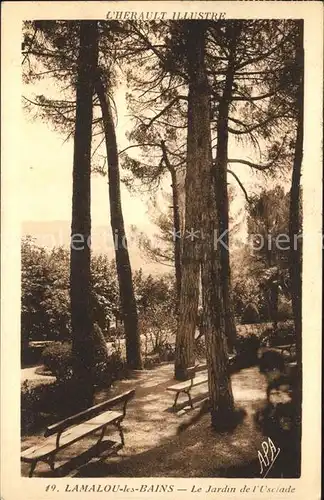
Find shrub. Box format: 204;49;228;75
259;350;286;374
41;324;112;385
110;336;126;359
277;297;294;321
42;342;73;381
21;344;45;367
105;325;125;341
42;345;128;386
21;379;58;434
23;349;128;434
106;350;127;381
242;303;260;324
21;377;99;434
154;342;175;361
275;323;295;344
143;354;161;369
90;323;111;385
235;333;260;368
142;340;175;368
260;322;295;348
138;303;177;355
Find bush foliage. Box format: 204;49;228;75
40;323;127;387
21;238;177;361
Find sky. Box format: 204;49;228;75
21;78;164;269
22;80;151;226
21;56;285;272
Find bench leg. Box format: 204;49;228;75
29;460;37;478
96;425;107;452
115;420;125;446
47;455;55;472
173;392;180;410
186;390;194;409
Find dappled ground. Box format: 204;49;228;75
21;363;269;478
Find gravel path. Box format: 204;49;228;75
21;363;268;478
21;365;55;384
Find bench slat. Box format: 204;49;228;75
194;363;207;372
167;381;191;392
167;374;208;392
192;374;208;386
21;410;122;461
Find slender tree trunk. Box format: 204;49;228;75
190;22;235;426
95;74;142;370
70;21;98;408
161;140;182;313
174;23;205;380
171;169;182;312
289;22;303;378
214;23;242;353
289;20;303;475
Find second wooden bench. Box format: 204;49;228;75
167;356;237;410
167;364;208;410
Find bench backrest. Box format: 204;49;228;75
184;363;208;381
44;389;135;438
194;362;207;373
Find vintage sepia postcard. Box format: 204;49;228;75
1;1;323;499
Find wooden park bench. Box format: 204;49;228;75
167;364;208;410
167;356;237;410
21;389;135;477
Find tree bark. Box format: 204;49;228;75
193;22;235;426
214;22;242;354
289;22;303;376
161;140;182;313
174;23;205;380
95;74;143;370
288;20;303;474
70;21;98;407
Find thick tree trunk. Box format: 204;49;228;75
95;75;142;370
174;23;206;380
289;20;303;475
70;21;98;408
161;141;182;313
201;183;236;426
214;23;242;353
189;22;235;426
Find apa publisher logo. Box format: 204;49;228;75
258;437;281;478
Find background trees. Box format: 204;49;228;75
21;239;70;355
246;186;292;328
207;20;298;352
21;238;176;348
22;20;143;371
95;66;142;369
21;18;304;431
